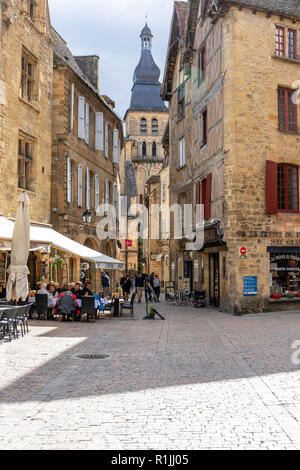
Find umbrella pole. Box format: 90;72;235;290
4;251;8;288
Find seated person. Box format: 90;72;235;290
82;281;93;297
71;282;82;300
55;290;80;321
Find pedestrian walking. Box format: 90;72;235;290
101;272;110;297
136;272;145;303
153;275;161;302
122;275;132;301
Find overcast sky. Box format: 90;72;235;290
48;0;175;119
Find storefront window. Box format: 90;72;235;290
270;253;300;297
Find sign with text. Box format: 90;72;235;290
244;276;258;296
125;240;133;248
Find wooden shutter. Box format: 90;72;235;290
86;168;91;210
70;84;75;133
67;156;72;203
205;173;212;219
113;184;118;215
105;122;109;158
266;160;278;214
95;174;99;212
78;97;85;139
95;112;104;151
85;102;90;144
78;164;83;207
113;128;119;163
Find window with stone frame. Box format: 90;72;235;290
275;25;298;60
141;118;147;135
28;1;36;22
177;84;185;120
152;142;157;157
200;108;208;146
18;135;34;190
198;46;206;86
142;141;147;157
21;48;37;103
152;118;158;134
278;87;297;133
277;164;299;212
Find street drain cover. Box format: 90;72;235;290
76;354;110;360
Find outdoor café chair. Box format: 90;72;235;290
35;294;49;320
81;296;95;322
0;308;18;342
120;293;136;318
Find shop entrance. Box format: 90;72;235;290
209;253;220;307
184;261;193;291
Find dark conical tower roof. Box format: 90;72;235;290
126;23;168;115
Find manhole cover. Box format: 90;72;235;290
76;354;110;360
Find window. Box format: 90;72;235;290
276;25;285;57
86;168;91;210
141;118;147;135
277;164;299;212
288;29;297;59
178;84;185;120
179;137;186;167
201;109;208;146
66;157;74;204
152;118;158;134
18;135;34;190
266;160;299;214
152;142;157;157
21;49;37;103
278;87;297;133
142;141;147;157
29;1;35;21
276;25;298;59
198;47;206;86
201;174;212;220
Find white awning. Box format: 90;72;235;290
0;216;125;270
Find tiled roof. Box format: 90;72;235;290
52;27;122;122
226;0;300;17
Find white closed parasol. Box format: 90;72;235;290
6;192;30;301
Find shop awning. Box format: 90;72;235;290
0;216;125;270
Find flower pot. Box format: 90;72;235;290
272;294;282;300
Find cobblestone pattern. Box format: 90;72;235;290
0;303;300;450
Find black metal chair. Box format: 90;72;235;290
81;296;95;322
35;294;49;320
0;308;18;342
120;293;136;318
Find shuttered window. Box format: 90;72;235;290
94;174;99;212
66;156;73;204
179;137;186;167
105;122;109;158
70;84;75;133
266;161;299;214
78;97;85;139
86;168;91;210
85;102;90;144
201;174;212;220
278;87;297;132
113;184;118;217
77;164;83;207
113;128;119;163
95;112;104;151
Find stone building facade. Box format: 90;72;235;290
163;0;300;313
121;23;169;273
0;0;53;288
51;29;123;289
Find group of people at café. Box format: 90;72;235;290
29;272;110;321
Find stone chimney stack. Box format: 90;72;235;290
74;55;100;90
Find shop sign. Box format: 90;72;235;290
80;263;90;271
244;276;257;296
125;240;133;248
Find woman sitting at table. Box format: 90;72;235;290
54;290;80;321
82;281;93;297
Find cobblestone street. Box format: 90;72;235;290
0;303;300;450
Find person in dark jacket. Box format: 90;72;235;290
122;275;132;301
82;282;93;297
71;283;82;300
101;272;110;297
55;291;80;321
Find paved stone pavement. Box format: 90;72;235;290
0;302;300;450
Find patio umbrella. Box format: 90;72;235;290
6;192;30;301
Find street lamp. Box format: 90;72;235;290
82;210;92;224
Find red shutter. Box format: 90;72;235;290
205;173;212;219
266;160;278;214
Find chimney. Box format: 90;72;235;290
74;55;100;90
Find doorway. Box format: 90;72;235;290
209;253;220;307
184;261;193;291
